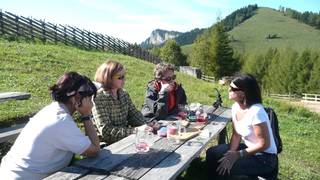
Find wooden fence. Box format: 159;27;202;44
0;10;161;64
201;74;215;83
267;93;301;100
302;93;320;102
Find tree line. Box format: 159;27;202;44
222;4;258;31
241;48;320;94
279;6;320;29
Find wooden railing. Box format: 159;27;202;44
267;93;301;100
302;93;320;102
201;74;215;83
0;10;161;64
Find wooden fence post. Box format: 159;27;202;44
41;21;46;43
29;19;34;41
0;10;3;35
15;15;20;36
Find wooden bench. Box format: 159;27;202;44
0;123;26;143
0;92;30;143
46;106;232;180
0;92;31;103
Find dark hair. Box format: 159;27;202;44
50;72;97;103
231;74;262;107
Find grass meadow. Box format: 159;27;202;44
0;40;319;179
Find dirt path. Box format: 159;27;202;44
290;101;320;114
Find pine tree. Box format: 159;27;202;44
159;40;186;65
189;22;239;79
307;52;320;93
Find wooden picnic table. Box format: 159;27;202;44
45;105;231;180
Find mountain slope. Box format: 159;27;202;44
182;7;320;55
229;7;320;54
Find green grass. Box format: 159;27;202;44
0;40;319;179
0;39;219;127
181;7;320;56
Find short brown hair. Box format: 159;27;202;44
154;62;175;80
50;72;97;103
95;60;124;90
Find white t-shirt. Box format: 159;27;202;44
232;103;277;154
0;102;91;179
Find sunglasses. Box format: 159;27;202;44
113;75;125;80
162;74;176;82
229;86;242;92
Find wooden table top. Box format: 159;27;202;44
45;106;231;180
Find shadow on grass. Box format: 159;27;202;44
177;157;208;180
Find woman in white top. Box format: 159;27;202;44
0;72;100;179
206;74;278;179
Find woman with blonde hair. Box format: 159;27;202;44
92;60;158;145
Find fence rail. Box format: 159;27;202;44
0;10;161;64
267;93;301;100
201;74;215;83
302;93;320;102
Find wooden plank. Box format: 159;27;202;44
74;134;136;170
0;92;31;102
78;173;129;180
110;138;182;180
141;107;231;180
44;166;90;180
0;123;26;143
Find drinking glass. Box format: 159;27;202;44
135;130;155;153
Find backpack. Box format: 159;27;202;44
265;107;283;154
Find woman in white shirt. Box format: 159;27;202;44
206;74;278;179
0;72;100;179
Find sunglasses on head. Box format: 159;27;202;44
229;86;242;92
162;74;176;81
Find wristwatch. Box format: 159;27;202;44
239;150;245;158
80;115;92;121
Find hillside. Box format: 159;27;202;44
181;7;320;56
0;39;220;126
229;7;320;54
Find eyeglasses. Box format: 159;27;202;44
162;74;176;82
113;75;125;80
229;86;242;92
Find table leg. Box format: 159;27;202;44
218;127;227;144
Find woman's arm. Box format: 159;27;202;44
141;83;168;119
92;95;134;144
243;122;270;156
126;93;146;126
76;97;100;157
229;123;241;151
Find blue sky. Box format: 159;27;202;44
1;0;319;43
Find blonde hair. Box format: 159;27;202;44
95;60;124;90
154;62;175;80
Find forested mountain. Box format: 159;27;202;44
141;5;258;48
222;4;258;31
